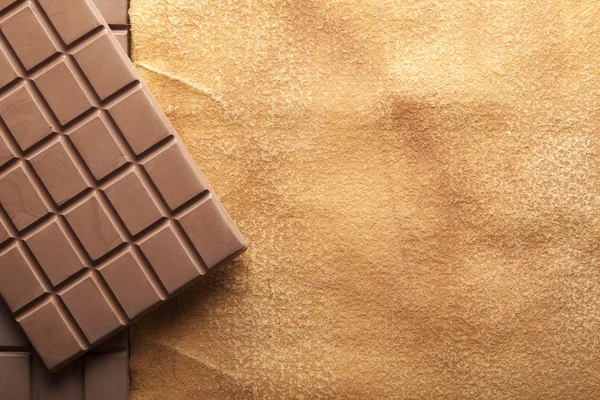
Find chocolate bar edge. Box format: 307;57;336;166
0;0;246;372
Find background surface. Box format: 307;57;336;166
129;1;600;398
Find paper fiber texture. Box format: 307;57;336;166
129;0;600;398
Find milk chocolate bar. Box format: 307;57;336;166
0;301;129;399
0;2;129;397
0;0;246;371
92;0;129;53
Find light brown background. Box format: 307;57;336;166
129;0;600;398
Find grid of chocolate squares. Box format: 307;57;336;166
0;0;246;397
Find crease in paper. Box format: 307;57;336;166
136;62;224;106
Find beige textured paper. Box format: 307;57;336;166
129;1;600;398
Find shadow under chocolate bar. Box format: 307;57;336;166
0;0;246;372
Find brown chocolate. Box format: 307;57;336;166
93;0;130;53
0;1;129;397
0;0;246;371
0;300;129;399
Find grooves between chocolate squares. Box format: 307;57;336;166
0;0;247;372
0;303;129;399
1;0;130;396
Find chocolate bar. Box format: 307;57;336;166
0;301;129;399
92;0;129;53
0;0;246;371
0;1;129;397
